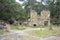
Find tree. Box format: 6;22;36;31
22;0;37;19
46;0;60;25
23;0;46;16
54;0;60;25
0;0;26;21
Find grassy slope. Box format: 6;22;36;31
29;29;60;36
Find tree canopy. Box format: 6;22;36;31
0;0;26;21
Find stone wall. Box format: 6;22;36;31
29;10;38;26
29;10;50;26
40;10;50;26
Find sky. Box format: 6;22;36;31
16;0;24;4
16;0;41;4
16;0;45;5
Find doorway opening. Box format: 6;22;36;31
33;24;37;26
44;21;48;26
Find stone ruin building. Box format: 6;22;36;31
28;10;50;26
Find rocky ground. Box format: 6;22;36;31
0;28;60;40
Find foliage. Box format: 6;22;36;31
0;0;26;21
0;0;60;25
47;0;60;25
23;0;45;15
